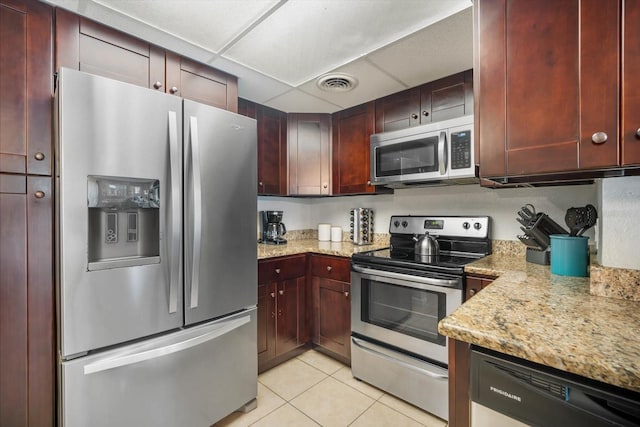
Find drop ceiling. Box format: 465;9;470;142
45;0;473;113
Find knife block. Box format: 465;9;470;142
526;247;550;265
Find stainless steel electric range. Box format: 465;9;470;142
350;215;491;421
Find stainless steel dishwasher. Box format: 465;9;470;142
470;347;640;427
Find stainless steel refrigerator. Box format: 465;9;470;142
55;68;258;426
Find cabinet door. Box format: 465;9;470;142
55;8;165;91
0;0;52;176
477;0;619;178
166;53;238;112
312;277;351;360
276;277;305;356
257;282;276;366
257;105;288;195
428;70;473;123
623;0;640;165
0;174;54;426
374;88;421;133
288;113;331;195
332;102;377;195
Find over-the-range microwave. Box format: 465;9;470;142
370;115;476;187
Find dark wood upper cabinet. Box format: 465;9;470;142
56;8;237;111
374;70;473;133
239;98;288;195
332;102;378;195
476;0;620;180
623;0;640;165
288;113;331;195
0;0;53;176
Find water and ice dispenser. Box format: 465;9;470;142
87;176;160;270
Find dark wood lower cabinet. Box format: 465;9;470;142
448;338;471;427
464;274;496;301
310;255;351;364
0;174;54;426
257;255;307;372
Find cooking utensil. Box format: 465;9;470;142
565;204;598;236
414;231;440;258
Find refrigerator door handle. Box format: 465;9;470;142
168;110;180;314
189;116;202;309
83;315;251;375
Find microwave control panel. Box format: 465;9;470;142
451;130;471;169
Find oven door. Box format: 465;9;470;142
351;264;462;365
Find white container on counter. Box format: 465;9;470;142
331;226;343;242
318;223;331;241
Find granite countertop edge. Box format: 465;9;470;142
439;254;640;394
257;239;388;259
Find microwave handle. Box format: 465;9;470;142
438;131;447;175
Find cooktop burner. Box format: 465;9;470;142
352;215;492;276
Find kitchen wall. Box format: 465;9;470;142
597;176;640;269
259;182;597;242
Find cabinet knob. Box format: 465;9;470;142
259;181;264;187
469;289;476;296
271;312;276;318
591;131;608;144
278;309;282;316
326;266;332;272
275;268;280;274
34;152;45;161
34;191;45;199
170;86;179;94
411;113;418;119
367;180;371;185
636;128;640;139
270;292;275;298
323;183;328;189
344;291;349;298
153;81;163;90
422;110;429;117
278;289;284;295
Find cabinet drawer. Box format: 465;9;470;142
310;255;351;282
258;255;306;282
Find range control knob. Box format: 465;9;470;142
401;221;409;228
474;222;482;230
463;222;471;230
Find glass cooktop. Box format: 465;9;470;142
352;247;482;275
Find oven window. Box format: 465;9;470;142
361;279;446;345
376;136;439;177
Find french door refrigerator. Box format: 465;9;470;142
56;68;257;426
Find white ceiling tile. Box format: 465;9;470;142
223;0;472;85
92;0;281;53
208;57;293;104
298;59;407;110
265;90;342;114
368;7;474;88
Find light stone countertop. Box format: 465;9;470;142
439;254;640;393
257;239;388;259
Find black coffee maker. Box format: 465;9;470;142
259;210;287;245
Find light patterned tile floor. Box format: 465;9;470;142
214;349;448;427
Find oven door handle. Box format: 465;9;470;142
351;265;460;288
352;337;448;380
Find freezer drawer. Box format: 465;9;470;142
60;308;257;427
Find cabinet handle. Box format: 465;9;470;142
422;110;429;117
326;266;332;272
34;152;45;161
275;268;280;274
34;191;45;199
170;86;179;94
469;289;476;296
270;292;275;298
278;289;284;295
591;132;608;144
344;291;349;298
636;128;640;139
153;81;163;90
411;113;418;119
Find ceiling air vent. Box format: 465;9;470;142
316;73;358;92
